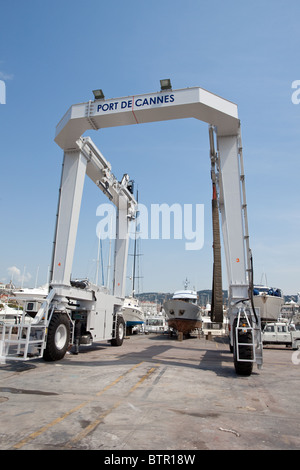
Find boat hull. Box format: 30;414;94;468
123;313;144;327
253;294;284;322
164;299;202;334
122;299;144;328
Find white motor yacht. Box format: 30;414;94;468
122;296;144;333
253;285;284;322
164;281;201;335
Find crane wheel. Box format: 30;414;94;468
111;316;125;346
43;313;70;361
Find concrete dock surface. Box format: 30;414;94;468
0;333;299;451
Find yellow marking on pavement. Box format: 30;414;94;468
65;365;158;446
12;361;144;450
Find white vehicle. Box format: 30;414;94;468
262;322;300;350
144;315;168;334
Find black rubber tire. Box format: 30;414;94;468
233;319;253;376
111;316;125;346
43;313;70;361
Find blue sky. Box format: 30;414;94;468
0;0;299;296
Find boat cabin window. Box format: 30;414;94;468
175;297;197;304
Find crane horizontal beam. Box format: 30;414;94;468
55;87;239;150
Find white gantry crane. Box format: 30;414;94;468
0;82;262;375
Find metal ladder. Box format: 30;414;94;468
254;325;263;369
238;135;263;369
112;314;117;339
235;307;263;368
238;134;252;281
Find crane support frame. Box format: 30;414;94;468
0;137;137;363
50;136;136;298
0;85;263;373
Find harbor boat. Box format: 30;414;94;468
280;300;300;326
122;296;144;334
253;285;284;322
0;302;22;325
12;285;48;304
163;281;202;335
122;188;145;334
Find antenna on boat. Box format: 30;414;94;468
260;272;268;286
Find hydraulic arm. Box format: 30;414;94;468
50;136;136;296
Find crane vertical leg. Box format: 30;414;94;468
51;150;87;286
217;134;248;303
217;131;262;374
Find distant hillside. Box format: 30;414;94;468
137;290;297;306
137;290;228;306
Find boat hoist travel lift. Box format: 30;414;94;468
0;83;263;375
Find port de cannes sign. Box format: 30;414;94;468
96;92;175;114
55;87;239;149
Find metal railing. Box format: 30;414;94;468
0;318;46;362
